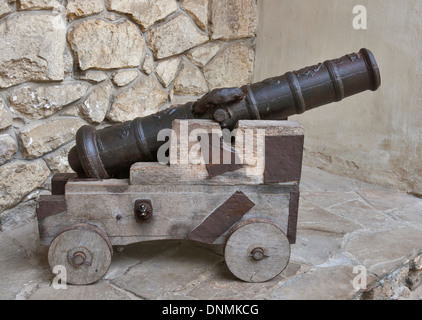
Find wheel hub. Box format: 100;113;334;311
67;246;92;268
72;252;86;266
250;247;268;261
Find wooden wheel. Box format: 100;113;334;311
48;224;113;285
224;218;290;283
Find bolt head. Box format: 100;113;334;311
213;109;229;123
72;252;86;266
134;200;153;223
250;247;266;261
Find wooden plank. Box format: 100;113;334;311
236;120;304;136
37;182;294;246
130;162;263;186
130;163;208;185
169;119;221;166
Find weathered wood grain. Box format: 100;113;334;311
224;218;290;283
130;162;263;185
39;181;294;246
47;224;112;285
169;119;221;166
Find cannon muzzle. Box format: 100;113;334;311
69;48;381;179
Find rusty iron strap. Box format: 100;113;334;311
187;191;255;244
37;195;67;220
203;133;243;178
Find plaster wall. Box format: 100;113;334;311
254;0;422;194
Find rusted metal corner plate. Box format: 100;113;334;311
51;173;78;195
203;133;243;178
264;135;304;184
287;186;300;244
37;195;67;220
187;191;255;244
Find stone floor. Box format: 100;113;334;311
1;166;422;300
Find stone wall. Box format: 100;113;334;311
0;0;258;230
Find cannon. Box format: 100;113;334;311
37;49;380;285
69;48;381;179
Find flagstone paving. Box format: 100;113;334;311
1;166;422;300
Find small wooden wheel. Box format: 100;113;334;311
224;218;290;283
48;224;113;285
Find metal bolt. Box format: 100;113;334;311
213;109;229;123
72;251;86;266
134;201;152;223
250;247;266;261
138;204;148;216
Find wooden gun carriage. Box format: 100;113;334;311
37;120;304;285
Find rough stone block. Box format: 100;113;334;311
173;59;208;95
18;0;60;10
210;0;257;40
9;82;90;120
0;134;17;165
148;14;208;59
107;75;167;122
187;42;221;67
141;54;155;75
0;0;11;18
0;98;12;130
105;0;178;31
0;160;50;212
155;57;181;88
68;19;145;70
65;0;104;19
181;0;208;31
43;141;75;174
19;117;85;158
77;70;108;83
111;70;139;87
0;13;66;88
204;42;254;90
78;81;112;124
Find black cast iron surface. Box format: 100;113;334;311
68;48;381;179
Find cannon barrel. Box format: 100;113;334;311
69;48;381;179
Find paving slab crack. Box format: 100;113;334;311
106;281;144;300
168;258;225;299
15;279;49;300
299;227;346;236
